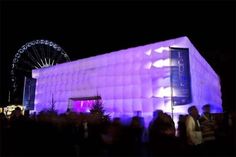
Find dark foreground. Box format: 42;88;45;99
0;111;235;157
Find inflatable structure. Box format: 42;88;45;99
32;36;222;126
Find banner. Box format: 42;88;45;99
170;48;192;105
23;77;36;110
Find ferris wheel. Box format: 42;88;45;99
10;39;70;103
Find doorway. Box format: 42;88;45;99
68;96;101;113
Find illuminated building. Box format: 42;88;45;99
31;36;222;126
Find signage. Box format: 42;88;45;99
170;48;192;105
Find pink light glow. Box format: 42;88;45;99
72;100;94;113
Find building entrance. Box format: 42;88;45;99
68;96;101;113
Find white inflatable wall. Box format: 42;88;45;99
32;36;222;126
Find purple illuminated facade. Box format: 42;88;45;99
32;36;222;126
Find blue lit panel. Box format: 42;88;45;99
170;48;192;105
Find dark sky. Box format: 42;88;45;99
0;0;235;111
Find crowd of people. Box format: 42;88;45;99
0;104;235;157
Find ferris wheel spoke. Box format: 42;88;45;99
32;46;43;64
21;58;38;69
51;51;59;63
36;62;43;68
32;56;43;68
48;58;50;65
39;44;46;63
26;49;44;68
21;56;41;69
44;58;48;66
29;48;47;68
40;59;45;67
44;44;47;61
51;60;55;65
26;49;38;63
47;44;50;63
51;54;59;64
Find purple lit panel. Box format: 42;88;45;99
32;36;222;127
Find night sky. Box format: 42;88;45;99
0;0;235;111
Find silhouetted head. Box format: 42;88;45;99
153;110;163;119
188;106;199;119
178;115;184;121
14;107;22;117
24;110;30;117
202;104;211;114
15;107;21;111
